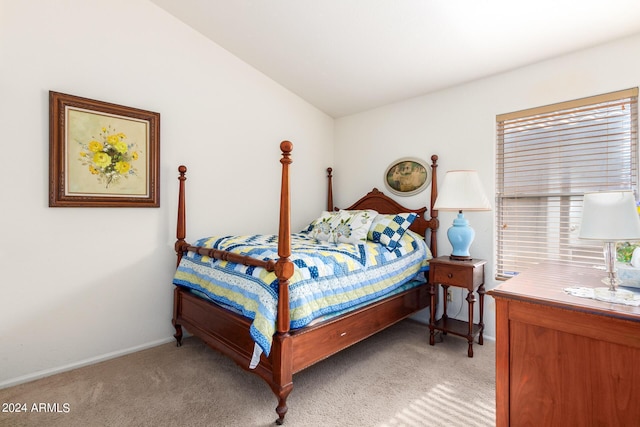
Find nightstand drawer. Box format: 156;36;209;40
429;260;485;290
431;263;470;287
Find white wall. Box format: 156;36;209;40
0;0;333;387
335;33;640;339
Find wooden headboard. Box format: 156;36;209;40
326;155;439;257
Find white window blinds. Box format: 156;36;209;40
496;88;639;279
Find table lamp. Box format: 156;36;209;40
433;170;491;260
579;190;640;299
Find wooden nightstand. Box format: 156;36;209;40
428;256;486;357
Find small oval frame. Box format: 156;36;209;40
383;157;432;197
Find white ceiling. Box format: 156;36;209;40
150;0;640;118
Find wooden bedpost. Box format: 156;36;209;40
173;165;188;346
275;141;294;333
175;165;188;267
273;140;295;425
429;155;439;257
326;167;334;211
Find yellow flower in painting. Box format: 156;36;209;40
93;152;111;168
113;140;128;153
88;140;103;152
80;127;137;188
115;161;130;174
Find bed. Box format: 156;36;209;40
171;141;440;424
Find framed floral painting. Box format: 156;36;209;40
384;157;431;196
49;91;160;207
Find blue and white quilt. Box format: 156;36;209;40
173;230;431;358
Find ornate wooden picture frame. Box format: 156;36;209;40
384;157;431;196
49;91;160;207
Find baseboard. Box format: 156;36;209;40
0;336;175;390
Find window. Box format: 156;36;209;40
496;88;638;279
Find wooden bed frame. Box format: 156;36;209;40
172;141;439;424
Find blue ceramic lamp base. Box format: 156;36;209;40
447;211;475;261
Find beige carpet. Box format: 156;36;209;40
0;320;495;427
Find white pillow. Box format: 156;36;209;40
307;211;337;242
331;209;378;243
307;209;378;244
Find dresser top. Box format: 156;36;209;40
488;261;640;322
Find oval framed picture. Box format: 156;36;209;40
384;157;432;196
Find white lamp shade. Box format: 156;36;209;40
433;170;492;211
579;191;640;242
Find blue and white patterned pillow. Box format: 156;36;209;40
367;213;418;251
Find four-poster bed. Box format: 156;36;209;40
172;141;439;424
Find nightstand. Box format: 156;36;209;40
428;256;486;357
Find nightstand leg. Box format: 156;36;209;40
466;290;476;358
478;284;485;345
442;286;449;319
429;282;437;345
441;284;449;335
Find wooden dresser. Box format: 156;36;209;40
488;262;640;426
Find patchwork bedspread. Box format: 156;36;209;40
173;230;431;357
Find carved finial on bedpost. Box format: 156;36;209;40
327;167;334;211
175;165;188;267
